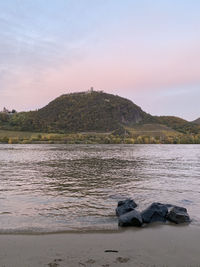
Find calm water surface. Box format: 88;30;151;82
0;144;199;233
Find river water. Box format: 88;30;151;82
0;144;199;233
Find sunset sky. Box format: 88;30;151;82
0;0;200;120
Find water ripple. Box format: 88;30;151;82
0;144;199;232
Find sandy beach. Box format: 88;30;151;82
0;225;199;267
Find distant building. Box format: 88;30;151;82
85;87;94;94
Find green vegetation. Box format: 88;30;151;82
0;129;200;144
0;91;200;144
0;91;154;133
155;116;200;134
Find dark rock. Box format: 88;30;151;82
141;202;168;223
118;210;143;227
167;206;190;224
165;204;175;209
116;198;137;216
104;250;118;253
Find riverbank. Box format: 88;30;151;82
0;225;199;267
1;129;200;144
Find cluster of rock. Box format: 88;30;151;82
116;199;191;227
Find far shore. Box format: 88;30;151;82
0;225;199;266
0;128;200;144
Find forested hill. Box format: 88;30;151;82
155;116;200;134
0;90;200;135
193;118;200;125
0;91;154;133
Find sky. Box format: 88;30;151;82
0;0;200;121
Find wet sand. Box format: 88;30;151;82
0;225;199;267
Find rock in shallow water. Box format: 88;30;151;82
116;198;137;217
141;202;168;223
167;206;190;224
118;210;143;227
116;200;191;227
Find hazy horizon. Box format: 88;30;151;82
0;0;200;120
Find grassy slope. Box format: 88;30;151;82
126;124;180;138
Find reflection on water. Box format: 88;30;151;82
0;144;200;233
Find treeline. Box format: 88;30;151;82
1;133;200;144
